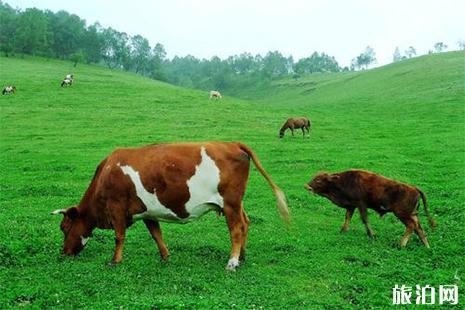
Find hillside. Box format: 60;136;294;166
1;53;464;308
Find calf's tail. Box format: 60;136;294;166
417;188;436;229
238;143;291;224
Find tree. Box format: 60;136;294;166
101;28;130;69
47;10;86;58
294;51;340;74
148;43;167;80
130;34;151;74
70;50;84;67
457;40;465;51
0;2;18;56
405;46;416;58
352;46;376;70
82;22;104;63
392;47;402;62
433;42;447;53
15;8;50;55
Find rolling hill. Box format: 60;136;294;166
0;52;464;308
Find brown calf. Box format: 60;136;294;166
51;142;290;270
279;117;311;138
305;169;436;248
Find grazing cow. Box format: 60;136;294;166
304;170;436;248
209;90;222;99
65;74;74;81
279;117;311;138
2;85;16;95
61;78;72;87
51;142;290;270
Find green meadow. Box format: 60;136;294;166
1;52;464;308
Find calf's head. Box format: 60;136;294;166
51;206;91;256
305;172;338;195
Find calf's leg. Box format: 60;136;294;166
143;219;169;261
399;217;415;247
224;203;244;271
412;215;430;248
341;207;355;232
359;206;375;238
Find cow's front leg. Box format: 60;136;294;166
301;127;306;138
224;204;244;271
359;206;375;238
110;224;126;264
341;207;355;232
143;219;169;261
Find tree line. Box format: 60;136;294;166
1;2;460;93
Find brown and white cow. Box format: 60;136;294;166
279;117;311;138
51;142;290;270
209;90;222;99
61;78;72;87
305;170;436;248
2;85;16;95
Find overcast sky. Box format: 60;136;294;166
6;0;465;67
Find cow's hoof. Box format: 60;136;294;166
225;258;239;271
160;255;169;263
340;228;349;233
107;260;120;266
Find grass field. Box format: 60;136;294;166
1;52;464;308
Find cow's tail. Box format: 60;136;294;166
238;143;290;224
307;118;311;129
417;188;436;229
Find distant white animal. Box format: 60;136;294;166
209;90;222;99
65;74;74;81
2;85;16;95
61;78;72;87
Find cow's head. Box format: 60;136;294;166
305;172;338;194
51;206;91;256
279;130;285;138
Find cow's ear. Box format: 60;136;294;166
66;207;79;219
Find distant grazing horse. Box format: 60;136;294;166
209;90;222;99
2;85;16;95
279;117;311;138
61;78;72;87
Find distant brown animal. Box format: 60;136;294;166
279;117;310;138
305;170;436;248
51;142;290;271
2;85;16;95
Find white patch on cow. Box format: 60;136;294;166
226;257;239;271
184;147;224;219
118;146;223;223
80;236;89;246
119;164;179;222
6;86;13;92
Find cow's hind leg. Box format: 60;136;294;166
143;219;169;261
341;207;355;232
240;206;249;261
224;203;245;271
359;206;375;238
301;127;306;138
412;215;430;248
